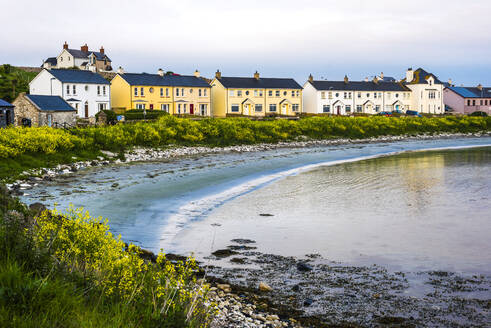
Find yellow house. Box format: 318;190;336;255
210;71;303;117
111;69;211;115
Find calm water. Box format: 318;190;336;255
20;137;491;274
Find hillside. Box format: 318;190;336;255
0;65;38;102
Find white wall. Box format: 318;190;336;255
406;78;444;114
302;82;318;113
29;70;63;96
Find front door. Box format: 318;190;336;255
244;105;249;116
85;102;89;118
190;104;194;115
337;106;341;115
5;109;12;126
47;114;52;127
150;104;154;110
282;105;287;115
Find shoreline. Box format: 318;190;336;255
5;131;490;193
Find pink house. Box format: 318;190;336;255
444;85;491;114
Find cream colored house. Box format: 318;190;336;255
210;71;303;117
402;68;444;114
42;42;112;72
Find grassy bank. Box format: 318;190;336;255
1;115;490;181
0;185;214;327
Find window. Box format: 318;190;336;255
245;91;249;96
348;92;352;99
204;89;207;96
321;92;326;99
136;104;145;109
166;88;169;97
259;90;263;97
291;90;295;97
183;104;187;113
160;88;164;97
66;85;70;95
323;105;330;113
345;105;351;112
395;93;399;98
134;87;138;96
73;85;76;94
178;104;181;113
231;104;239;112
275;90;280;97
200;104;207;115
378;93;382;98
366;93;370;98
269;104;277;112
335;92;339;97
98;103;106;111
344;92;347;99
296;91;300;97
292;104;299;112
268;90;273;97
328;92;333;99
181;88;184;96
237;90;242;97
472;100;476;106
375;105;380;112
189;88;193;94
357;92;361;98
199;89;202;97
140;87;144;96
428;91;436;99
356;105;362;112
97;86;101;95
85;85;89;91
177;89;180;97
103;86;106;96
374;93;377;99
255;104;263;112
149;87;154;93
161;104;169;112
480;100;483;106
254;90;258;97
283;91;287;96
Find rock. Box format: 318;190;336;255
303;298;314;307
259;213;274;217
259;282;273;292
297;262;313;272
100;150;116;157
230;238;256;244
111;183;119;188
230;257;247;264
292;284;301;292
29;202;47;216
212;249;239;258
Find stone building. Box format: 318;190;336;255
12;93;76;127
0;99;15;127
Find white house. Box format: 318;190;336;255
29;69;110;118
303;67;445;115
42;42;112;72
403;68;445;114
303;75;411;115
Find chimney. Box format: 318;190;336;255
373;77;379;84
448;78;453;86
254;71;260;80
308;74;314;83
406;68;414;82
81;43;89;52
380;72;384;79
194;70;200;78
477;84;483;91
117;66;124;74
63;41;68;50
215;70;221;79
157;68;164;77
100;46;104;54
365;77;369;82
344;75;349;84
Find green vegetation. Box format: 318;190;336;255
124;109;169;120
0;185;214;327
0;65;38;103
1;115;490;181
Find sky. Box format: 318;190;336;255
1;0;490;85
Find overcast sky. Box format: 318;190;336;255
1;0;490;85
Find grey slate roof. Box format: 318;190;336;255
217;77;302;89
49;69;110;84
309;80;409;92
0;99;14;107
66;49;111;62
26;95;76;111
448;86;491;98
119;73;211;87
44;57;57;66
403;68;443;85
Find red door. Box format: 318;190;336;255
190;104;194;114
150;104;154;110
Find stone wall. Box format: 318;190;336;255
12;93;39;126
39;111;77;127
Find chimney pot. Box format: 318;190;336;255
117;66;124;74
194;70;200;78
100;46;104;54
254;71;260;80
215;70;221;79
81;43;89;52
63;41;69;50
365;77;369;82
380;72;384;79
308;74;313;83
448;78;453;86
477;84;483;91
344;75;349;84
406;68;414;82
158;68;164;77
373;77;379;84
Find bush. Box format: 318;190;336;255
96;109;118;123
124;110;169;120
